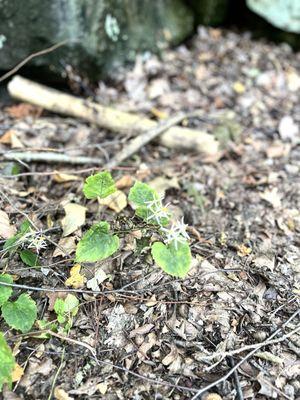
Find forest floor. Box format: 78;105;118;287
0;27;299;400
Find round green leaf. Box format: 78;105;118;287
151;241;191;278
83;171;116;199
20;249;39;267
2;293;37;333
76;222;119;262
0;274;13;306
0;333;15;390
128;181;159;207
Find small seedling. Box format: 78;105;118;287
76;171;192;278
3;220;44;267
54;294;79;332
0;333;15;390
0;274;37;333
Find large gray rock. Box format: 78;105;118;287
247;0;300;33
0;0;194;79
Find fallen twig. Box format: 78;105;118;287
0;40;69;83
227;356;244;400
106;112;189;168
1;151;102;165
8;75;219;156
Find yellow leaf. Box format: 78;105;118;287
237;244;252;257
203;394;223;400
61;203;86;236
11;363;24;382
54;387;74;400
233;81;245;94
65;264;86;289
53;172;81;183
98;190;127;213
47;214;54;229
0;129;24;148
150;107;168;119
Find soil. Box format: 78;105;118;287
0;26;299;400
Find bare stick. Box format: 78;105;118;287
227;356;244;400
191;309;300;399
1;151;101;165
0;40;69;83
8;76;219;156
106;112;187;168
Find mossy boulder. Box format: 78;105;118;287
0;0;194;79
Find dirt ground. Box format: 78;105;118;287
0;27;299;399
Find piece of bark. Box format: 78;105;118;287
8;76;219;156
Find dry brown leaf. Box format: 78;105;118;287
46;292;66;311
129;323;154;338
150;107;168;119
0;210;16;239
115;175;133;189
253;255;275;271
148;176;179;196
98;190;127;213
96;383;108;395
54;387;74;400
61;203;86;236
86;268;108;291
260;187;282;209
237;243;252;257
0;129;24;148
137;332;157;360
0;130;14;144
68;378;102;396
5;103;42;119
202;394;223;400
53;172;81;183
11;363;24;382
65;264;86;289
162;345;179;366
53;236;76;257
266;141;290;158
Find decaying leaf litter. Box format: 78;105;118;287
0;26;300;399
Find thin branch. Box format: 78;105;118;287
227;356;244;400
198;324;300;367
106;112;188;169
1;151;102;165
0;281;209;306
190;309;300;399
0;40;70;83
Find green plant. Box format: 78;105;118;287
3;220;44;267
76;171;192;278
0;274;37;333
54;294;79;332
0;333;15;391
